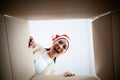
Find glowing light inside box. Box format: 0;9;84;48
29;19;95;75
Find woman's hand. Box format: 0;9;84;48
64;71;75;77
28;36;36;48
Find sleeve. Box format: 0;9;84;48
32;44;45;54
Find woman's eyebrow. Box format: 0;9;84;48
63;44;67;49
59;40;63;43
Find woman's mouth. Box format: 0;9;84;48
54;46;59;54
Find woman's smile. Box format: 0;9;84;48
54;47;59;53
54;45;61;54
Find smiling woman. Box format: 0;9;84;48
29;19;95;75
28;34;75;76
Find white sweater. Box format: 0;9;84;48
33;44;54;74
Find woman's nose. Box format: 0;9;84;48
59;44;63;49
58;45;64;52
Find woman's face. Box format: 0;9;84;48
49;38;69;58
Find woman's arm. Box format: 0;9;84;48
28;36;46;54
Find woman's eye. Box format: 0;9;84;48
58;40;63;44
63;45;67;49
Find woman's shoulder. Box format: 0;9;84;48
33;43;46;54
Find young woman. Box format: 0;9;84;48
28;34;75;76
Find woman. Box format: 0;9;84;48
28;34;75;76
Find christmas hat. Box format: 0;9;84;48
52;34;70;47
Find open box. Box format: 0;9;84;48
0;1;120;79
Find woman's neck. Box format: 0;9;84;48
47;51;55;60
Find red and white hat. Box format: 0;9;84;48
52;34;70;47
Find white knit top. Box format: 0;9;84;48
33;44;53;74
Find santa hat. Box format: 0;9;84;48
52;34;71;47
